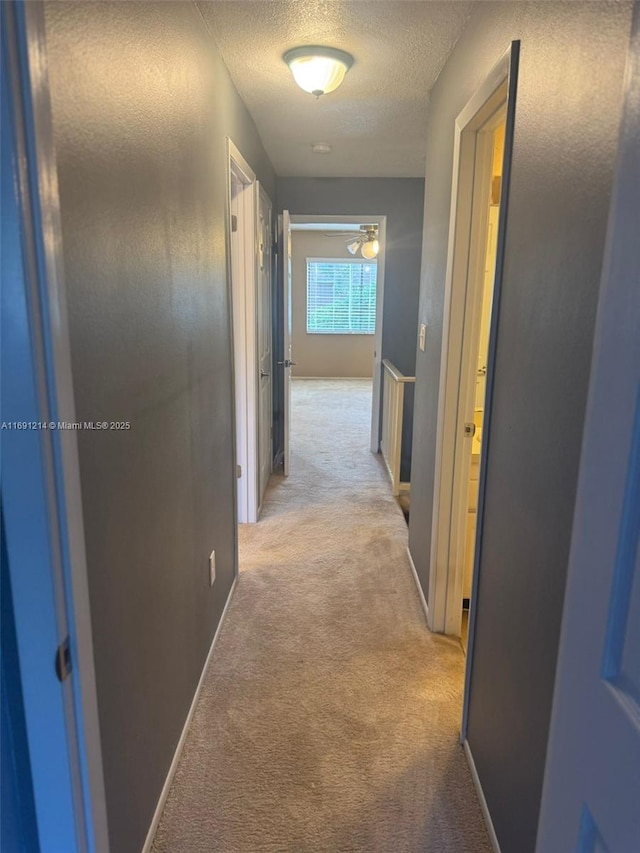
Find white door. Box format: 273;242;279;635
257;185;273;508
228;141;258;523
281;209;293;477
536;14;640;849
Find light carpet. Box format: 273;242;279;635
151;379;491;852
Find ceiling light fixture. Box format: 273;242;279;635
328;224;380;258
283;46;354;98
311;142;332;154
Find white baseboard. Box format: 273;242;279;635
406;546;430;629
141;577;238;852
463;739;501;853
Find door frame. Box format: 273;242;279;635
226;139;261;524
428;43;520;642
435;96;508;639
280;210;292;476
2;2;109;849
257;183;273;510
287;213;387;453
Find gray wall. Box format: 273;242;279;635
277;178;424;478
291;230;375;378
407;3;633;851
43;3;275;851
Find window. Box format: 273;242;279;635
306;259;377;334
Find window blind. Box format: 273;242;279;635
306;259;377;334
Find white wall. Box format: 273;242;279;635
291;230;375;378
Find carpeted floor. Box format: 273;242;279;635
151;379;491;852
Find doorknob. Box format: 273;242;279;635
277;359;297;368
260;370;270;378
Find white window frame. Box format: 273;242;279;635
305;256;378;336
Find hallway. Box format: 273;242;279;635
151;380;490;852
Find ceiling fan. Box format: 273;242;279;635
324;224;380;259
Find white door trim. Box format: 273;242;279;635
429;43;520;642
257;183;273;512
287;213;387;453
429;45;517;637
460;44;520;744
227;139;259;523
280;210;292;476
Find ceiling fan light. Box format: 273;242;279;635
361;239;379;259
284;46;353;97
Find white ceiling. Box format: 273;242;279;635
197;1;473;178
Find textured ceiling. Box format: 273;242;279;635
197;1;473;178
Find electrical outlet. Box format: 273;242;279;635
209;550;216;586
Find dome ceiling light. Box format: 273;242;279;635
283;46;354;98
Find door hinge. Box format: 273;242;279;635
55;636;72;682
231;214;238;233
237;464;242;478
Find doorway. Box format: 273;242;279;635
428;44;518;652
423;50;519;842
280;213;387;475
227;140;273;522
257;186;273;507
460;120;505;652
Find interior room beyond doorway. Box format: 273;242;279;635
461;120;505;652
289;222;377;379
287;215;387;459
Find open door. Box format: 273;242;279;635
536;13;640;849
280;209;293;476
228;139;259;522
431;43;519;639
257;185;273;508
